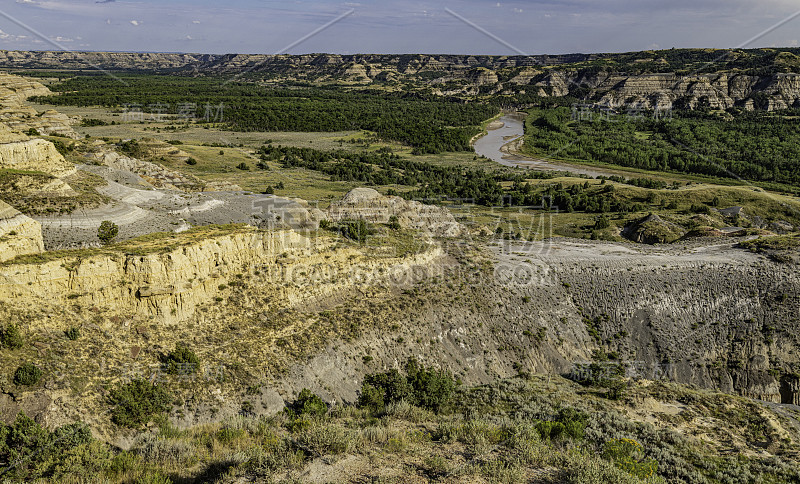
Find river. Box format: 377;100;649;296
472;113;610;178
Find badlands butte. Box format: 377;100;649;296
0;48;800;482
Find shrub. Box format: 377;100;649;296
51;139;74;156
358;359;457;413
97;221;119;245
236;162;249;170
185;158;197;165
65;327;80;341
361;369;412;408
594;215;611;229
405;358;457;413
602;438;659;479
0;413;99;481
108;379;172;428
295;424;353;455
356;383;385;413
14;363;42;386
1;323;24;349
80;118;108;127
341;220;370;243
285;388;328;419
161;343;200;375
387;215;401;230
118;139;143;158
570;361;628;400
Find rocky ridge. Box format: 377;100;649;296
4;51;800;110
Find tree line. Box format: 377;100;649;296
33;75;498;154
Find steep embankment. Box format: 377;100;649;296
0;200;44;262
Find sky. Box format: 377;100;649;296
1;0;799;55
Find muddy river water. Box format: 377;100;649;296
472;113;611;178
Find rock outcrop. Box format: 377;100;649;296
85;146;203;191
327;188;465;237
0;130;76;177
0;73;78;138
0;226;442;325
0;200;44;262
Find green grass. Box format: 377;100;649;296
738;233;800;252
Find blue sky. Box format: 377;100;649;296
1;0;799;55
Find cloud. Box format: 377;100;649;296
0;30;28;42
192;20;201;24
95;0;114;3
53;36;73;42
130;20;140;26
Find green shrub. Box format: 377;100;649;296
97;220;119;245
1;323;24;349
594;215;611;229
185;157;197;165
108;379;172;428
285;388;328;419
356;383;385;413
65;327;80;341
0;413;99;481
387;215;401;230
80;118;108;127
51;138;74;156
405;358;457;413
360;369;412;409
602;438;659;479
14;363;42;386
358;359;457;413
161;342;200;375
236;162;249;170
341;219;370;243
570;362;628;400
118;139;143;157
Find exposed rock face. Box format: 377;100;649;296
0;200;44;262
0;227;442;324
0;73;78;138
1;51;799;111
565;72;800;112
252;196;324;230
86;147;203;191
327;188;465;237
467;67;499;86
511;239;800;405
0;135;76;178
